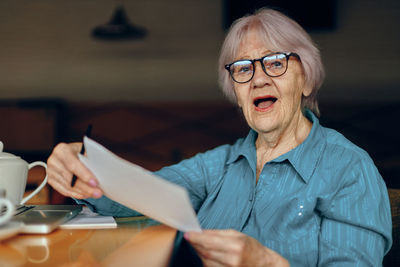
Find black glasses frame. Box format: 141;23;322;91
224;52;300;84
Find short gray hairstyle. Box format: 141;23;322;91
218;8;325;116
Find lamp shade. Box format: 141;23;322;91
92;6;147;41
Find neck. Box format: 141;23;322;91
255;111;312;179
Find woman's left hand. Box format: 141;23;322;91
184;229;289;267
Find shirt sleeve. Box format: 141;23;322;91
153;145;229;212
317;158;392;266
76;196;142;217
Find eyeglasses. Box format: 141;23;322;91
224;52;300;84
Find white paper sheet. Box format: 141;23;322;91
78;137;202;232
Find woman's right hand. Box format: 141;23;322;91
47;142;103;199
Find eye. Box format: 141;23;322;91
263;53;286;69
232;61;253;74
264;56;286;70
238;65;251;73
270;61;283;69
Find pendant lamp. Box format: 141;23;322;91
92;6;147;41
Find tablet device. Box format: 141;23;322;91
11;205;82;234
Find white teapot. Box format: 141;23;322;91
0;141;48;206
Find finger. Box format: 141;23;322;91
189;229;239;240
191;244;235;267
47;154;74;185
202;229;240;236
49;177;86;199
48;166;102;199
55;142;98;185
47;161;76;198
47;142;102;199
202;257;225;267
188;231;287;267
48;152;95;190
73;178;103;199
47;170;82;198
47;168;90;199
185;230;241;252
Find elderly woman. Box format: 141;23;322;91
47;8;392;266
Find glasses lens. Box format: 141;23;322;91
263;53;288;77
230;60;253;83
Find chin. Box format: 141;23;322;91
251;119;278;134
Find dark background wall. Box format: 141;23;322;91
0;0;399;104
0;0;399;189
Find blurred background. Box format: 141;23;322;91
0;0;399;204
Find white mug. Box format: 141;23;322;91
0;142;48;206
0;189;14;225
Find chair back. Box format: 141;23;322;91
383;188;400;266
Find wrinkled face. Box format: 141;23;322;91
233;29;311;136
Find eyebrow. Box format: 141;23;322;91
234;50;274;61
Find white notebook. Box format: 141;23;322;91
60;206;117;229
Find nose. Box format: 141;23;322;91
251;61;272;88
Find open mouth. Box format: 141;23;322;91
253;95;277;110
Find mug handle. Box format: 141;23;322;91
28;244;50;264
21;162;48;205
0;198;14;225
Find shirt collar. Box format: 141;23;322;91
227;109;326;184
273;110;326;183
227;128;257;168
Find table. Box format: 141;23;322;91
0;217;177;266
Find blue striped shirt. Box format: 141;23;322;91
80;110;392;266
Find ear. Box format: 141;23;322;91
302;83;313;97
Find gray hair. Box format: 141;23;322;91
218;8;325;116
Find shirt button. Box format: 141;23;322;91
248;194;254;202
